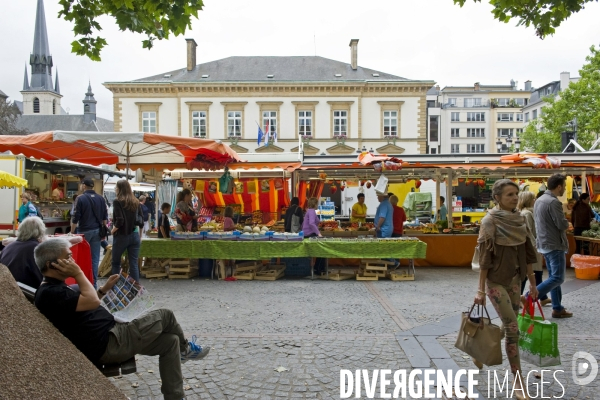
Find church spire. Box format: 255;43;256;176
54;69;60;94
29;0;53;90
23;65;30;90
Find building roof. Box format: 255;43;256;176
524;81;561;109
0;89;7;100
16;115;113;134
125;56;415;84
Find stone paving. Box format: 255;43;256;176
103;267;600;400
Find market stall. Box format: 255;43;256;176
297;152;600;268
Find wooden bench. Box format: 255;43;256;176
18;282;137;377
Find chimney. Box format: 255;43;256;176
186;38;197;71
560;71;570;91
510;79;517;90
349;39;359;70
524;80;532;91
435;85;440;91
474;82;480;91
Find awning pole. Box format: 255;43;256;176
126;142;130;178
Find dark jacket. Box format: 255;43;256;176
112;200;144;236
0;239;43;288
572;202;594;229
71;190;108;232
284;204;304;233
533;191;570;252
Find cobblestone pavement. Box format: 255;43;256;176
103;267;600;400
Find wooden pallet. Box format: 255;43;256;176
254;265;286;281
169;270;199;279
140;258;169;279
388;271;415;281
356;274;378;281
233;271;255;280
232;261;263;280
327;270;355;281
359;259;394;278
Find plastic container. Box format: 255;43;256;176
198;259;214;278
570;254;600;280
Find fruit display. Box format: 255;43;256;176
420;223;440;234
581;221;600;239
200;221;221;230
319;220;339;231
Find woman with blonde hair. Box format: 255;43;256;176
517;191;549;305
111;180;144;282
474;179;538;399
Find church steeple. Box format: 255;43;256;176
23;65;30;90
29;0;54;91
54;69;60;94
83;82;97;123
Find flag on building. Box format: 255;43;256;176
264;120;270;146
257;126;264;145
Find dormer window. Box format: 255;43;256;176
201;74;209;79
372;73;380;77
267;74;274;78
163;74;172;78
335;74;342;77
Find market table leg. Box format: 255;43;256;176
325;258;329;279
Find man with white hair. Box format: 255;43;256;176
1;216;46;288
34;238;210;400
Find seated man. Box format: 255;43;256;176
34;238;209;400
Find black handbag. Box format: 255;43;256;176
84;194;110;238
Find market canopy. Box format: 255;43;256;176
0;131;243;171
0;171;28;188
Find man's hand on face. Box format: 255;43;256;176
51;257;83;278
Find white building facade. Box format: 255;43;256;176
105;40;434;156
428;81;532;154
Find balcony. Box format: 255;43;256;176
442;101;490;109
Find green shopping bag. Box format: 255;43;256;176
517;298;561;367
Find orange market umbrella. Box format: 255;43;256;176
0;131;243;171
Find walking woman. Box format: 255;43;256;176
175;189;197;232
572;193;595;254
517;191;550;306
111;180;144;282
301;197;325;274
474;179;538;399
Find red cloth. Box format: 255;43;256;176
64;237;94;286
392;205;407;235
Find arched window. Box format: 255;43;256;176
52;100;56;115
33;98;40;113
84;104;90;113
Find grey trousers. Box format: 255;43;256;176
99;309;186;400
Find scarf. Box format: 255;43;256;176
478;207;528;251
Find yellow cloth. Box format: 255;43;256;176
350;202;367;223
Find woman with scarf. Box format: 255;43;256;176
474;179;539;400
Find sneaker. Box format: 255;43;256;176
181;335;210;363
540;298;552;306
552;309;573;318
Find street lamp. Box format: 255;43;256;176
496;135;521;153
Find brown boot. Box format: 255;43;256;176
552;309;573;318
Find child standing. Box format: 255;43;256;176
158;203;172;238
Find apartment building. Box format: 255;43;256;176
428;81;532;154
522;72;580;126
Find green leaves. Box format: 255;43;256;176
521;45;600;152
453;0;597;38
57;0;204;60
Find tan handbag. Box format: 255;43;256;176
455;304;503;366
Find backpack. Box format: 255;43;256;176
290;205;301;233
27;203;43;220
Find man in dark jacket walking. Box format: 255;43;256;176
532;173;572;318
70;178;107;288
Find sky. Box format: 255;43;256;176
1;0;599;121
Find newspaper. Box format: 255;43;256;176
100;273;154;323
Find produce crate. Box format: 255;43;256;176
98;245;113;277
141;257;169;279
254;264;286;281
388;271;415;281
168;259;198;279
327;269;355;281
232;261;263;280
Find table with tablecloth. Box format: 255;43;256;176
139;238;427;278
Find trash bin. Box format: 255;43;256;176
198;259;214;278
570;254;600;280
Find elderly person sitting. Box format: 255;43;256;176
1;216;46;288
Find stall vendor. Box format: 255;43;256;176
351;193;367;223
52;182;65;199
436;196;448;222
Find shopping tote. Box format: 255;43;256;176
517;298;561;367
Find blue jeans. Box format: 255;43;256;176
537;250;566;311
111;231;141;282
81;229;100;288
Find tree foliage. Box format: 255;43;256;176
453;0;597;38
0;100;28;136
57;0;204;61
520;45;600;152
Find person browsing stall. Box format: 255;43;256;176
389;195;407;237
34;238;210;400
302;197;326;275
158;203;172;239
374;190;394;238
474;179;538;399
436;196;448;222
284;197;304;233
572;193;595;254
351;193;367;223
